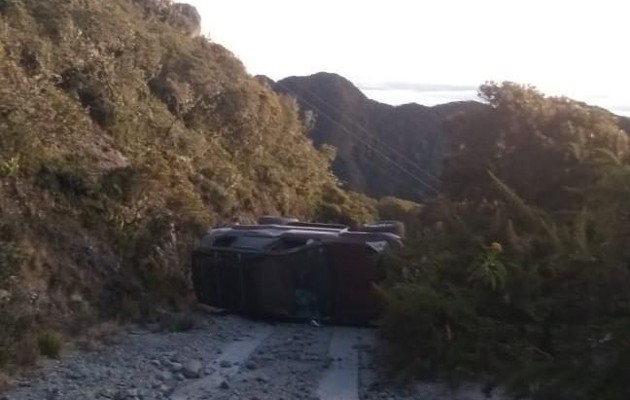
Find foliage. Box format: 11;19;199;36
376;196;423;238
467;243;508;291
37;331;62;359
378;82;630;399
0;156;20;178
443;82;628;211
314;183;376;227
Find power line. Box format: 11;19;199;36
274;79;441;196
279;79;443;185
273;80;441;197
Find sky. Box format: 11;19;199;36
183;0;629;116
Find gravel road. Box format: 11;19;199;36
2;313;509;400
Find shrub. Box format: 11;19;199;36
37;330;62;358
377;175;630;399
36;157;98;198
0;156;20;178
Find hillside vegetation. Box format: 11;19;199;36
377;83;630;400
0;0;375;371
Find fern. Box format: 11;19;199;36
467;246;508;291
488;170;540;229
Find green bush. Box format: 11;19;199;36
0;156;20;178
37;330;62;358
380;172;630;396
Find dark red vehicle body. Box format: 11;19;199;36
191;221;402;325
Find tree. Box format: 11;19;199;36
443;82;628;212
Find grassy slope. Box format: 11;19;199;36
0;0;375;370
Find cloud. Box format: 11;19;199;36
610;105;630;116
358;82;480;107
577;94;630;116
361;88;479;107
358;82;479;93
357;82;629;115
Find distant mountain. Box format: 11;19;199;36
269;72;482;201
620;115;630;134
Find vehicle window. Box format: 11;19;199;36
230;236;276;250
272;238;309;251
212;236;236;247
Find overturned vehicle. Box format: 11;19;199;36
191;218;404;325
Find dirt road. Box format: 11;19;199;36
3;314;507;400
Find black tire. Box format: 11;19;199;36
360;220;405;237
257;216;298;225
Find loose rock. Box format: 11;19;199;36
183;360;202;379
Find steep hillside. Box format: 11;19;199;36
269;73;484;201
0;0;375;371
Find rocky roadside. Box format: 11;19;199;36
3;315;257;400
1;313;510;400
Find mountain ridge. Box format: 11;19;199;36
267;72;630;202
268;72;483;201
